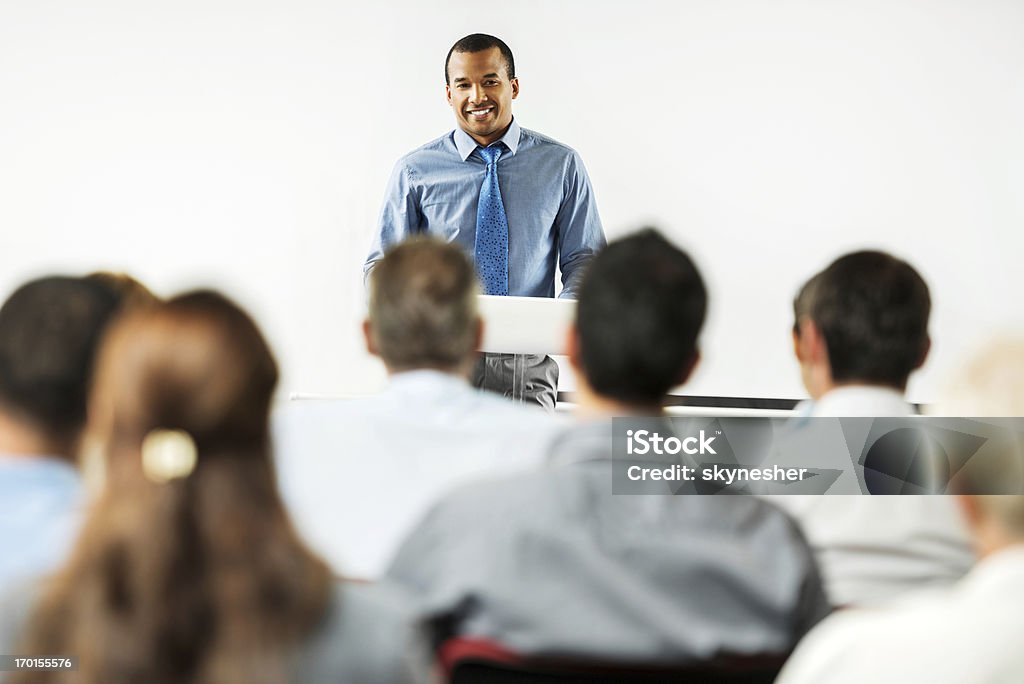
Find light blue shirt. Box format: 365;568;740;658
366;120;606;298
0;455;82;590
274;370;566;578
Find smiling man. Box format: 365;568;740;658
365;34;606;410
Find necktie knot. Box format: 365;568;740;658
478;144;503;166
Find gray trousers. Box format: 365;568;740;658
470;353;559;412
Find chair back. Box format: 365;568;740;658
442;638;786;684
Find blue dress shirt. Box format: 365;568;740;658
0;455;82;589
366;120;606;299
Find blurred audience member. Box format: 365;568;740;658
0;277;121;588
775;250;974;605
275;236;563;578
777;337;1024;684
387;229;829;666
931;336;1024;418
0;291;432;684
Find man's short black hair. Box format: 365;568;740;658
0;276;122;445
794;250;931;388
445;33;516;84
576;229;707;405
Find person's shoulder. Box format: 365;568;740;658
518;127;582;158
777;602;926;684
297;580;432;683
447;465;554;507
0;578;42;655
418;461;563;534
395;132;458;168
460;388;567;429
334;580;416;630
741;493;821;544
775;611;871;683
667;491;816;560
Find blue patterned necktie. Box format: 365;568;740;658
474;144;509;296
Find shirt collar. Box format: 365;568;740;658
0;453;80;482
546;416;679;467
811;385;914;417
386;368;470;392
453;118;521;161
959;545;1024;597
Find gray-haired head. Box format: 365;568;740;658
367;237;482;374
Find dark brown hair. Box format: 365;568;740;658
12;291;331;684
794;250;930;388
86;271;160;310
0;276;122;456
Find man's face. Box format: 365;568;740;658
446;47;519;146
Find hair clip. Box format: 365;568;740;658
141;429;198;483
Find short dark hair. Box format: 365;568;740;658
576;229;707;405
86;271;160;309
0;276;122;445
794;250;930;388
445;33;516;84
369;237;480;371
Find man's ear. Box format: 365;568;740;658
565;324;582;373
446;84;453;106
362;319;378;357
795;317;826;364
510;77;519;99
677;349;700;387
472;316;484;353
915;334;932;370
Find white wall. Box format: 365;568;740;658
1;0;1021;402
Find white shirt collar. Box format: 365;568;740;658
453;118;522;161
811;385;915;417
960;545;1024;595
386;368;471;393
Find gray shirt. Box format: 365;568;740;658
387;420;831;664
